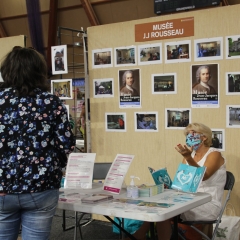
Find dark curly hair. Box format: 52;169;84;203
0;46;50;96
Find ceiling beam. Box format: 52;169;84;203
222;0;230;5
0;21;7;38
79;0;100;26
47;0;58;74
0;1;126;21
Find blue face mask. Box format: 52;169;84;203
186;133;203;151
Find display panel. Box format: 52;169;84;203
154;0;221;15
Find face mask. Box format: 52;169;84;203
186;133;203;151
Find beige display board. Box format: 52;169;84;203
88;5;240;216
0;35;25;62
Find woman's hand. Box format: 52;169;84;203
175;144;192;159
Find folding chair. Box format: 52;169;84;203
178;171;235;240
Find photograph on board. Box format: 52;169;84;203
152;73;177;94
225;35;240;59
194;37;223;61
165;108;191;129
93;78;114;98
138;43;162;65
115;46;136;67
226;72;240;95
226;105;240;128
72;78;85;101
211;129;225;151
92;48;113;69
119;69;141;108
51;45;68;75
105;113;126;132
51;79;73;99
191;64;219;108
165;40;191;63
134;112;158;132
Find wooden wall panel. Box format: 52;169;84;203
0;35;25;61
88;5;240;216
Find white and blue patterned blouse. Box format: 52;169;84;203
0;88;75;193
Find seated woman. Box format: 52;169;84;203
125;123;226;240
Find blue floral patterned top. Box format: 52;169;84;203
0;88;75;194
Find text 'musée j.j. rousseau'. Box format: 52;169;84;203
143;22;184;39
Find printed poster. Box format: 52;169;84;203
103;154;134;194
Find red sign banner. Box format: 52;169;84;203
135;17;194;42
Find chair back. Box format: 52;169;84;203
93;162;112;180
212;171;235;240
178;171;235;240
224;171;235;191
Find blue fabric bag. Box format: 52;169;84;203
112;217;144;234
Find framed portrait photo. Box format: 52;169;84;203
165;108;191;129
51;79;73;99
226;105;240;128
225;35;240;59
92;48;113;69
51;45;68;75
191;64;219;108
194;37;223;61
152;73;177;94
211;129;225;151
105;113;126;132
134;112;158;132
119;69;141;108
138;43;162;65
165;40;191;63
93;78;114;98
114;46;136;67
226;72;240;95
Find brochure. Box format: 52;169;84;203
103;154;134;194
138;184;164;197
112;198;143;205
64;153;96;189
148;167;172;189
59;192;89;203
137;202;174;208
171;163;206;193
112;198;174;208
81;193;113;204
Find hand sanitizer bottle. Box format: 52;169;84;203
127;176;140;199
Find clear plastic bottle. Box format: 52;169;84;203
127;176;140;198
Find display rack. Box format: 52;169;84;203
56;26;90;153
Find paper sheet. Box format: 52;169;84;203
103;154;134;194
64;153;96;189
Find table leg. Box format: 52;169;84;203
104;216;137;240
114;217;124;239
121;218;124;240
149;222;156;240
74;212;78;240
172;216;178;240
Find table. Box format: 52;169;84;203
57;183;211;240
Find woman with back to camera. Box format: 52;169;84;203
125;123;226;240
0;46;75;240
